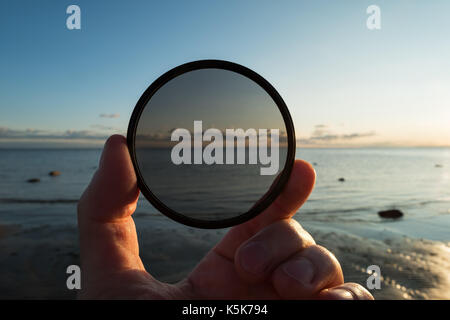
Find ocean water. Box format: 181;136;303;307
0;147;449;242
134;147;287;220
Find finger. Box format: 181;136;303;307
317;283;374;300
234;219;315;284
79;134;139;223
249;160;316;231
215;160;315;259
271;245;344;299
78;135;144;286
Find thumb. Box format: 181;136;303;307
77;135;144;287
80;134;139;222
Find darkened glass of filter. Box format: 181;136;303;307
127;60;295;228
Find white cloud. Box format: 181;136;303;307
0;127;115;140
99;113;120;119
298;124;376;145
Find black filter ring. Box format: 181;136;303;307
127;60;296;229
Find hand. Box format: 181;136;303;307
77;135;374;300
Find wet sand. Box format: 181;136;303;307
0;215;449;299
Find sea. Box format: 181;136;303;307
0;147;449;243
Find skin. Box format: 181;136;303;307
77;135;374;300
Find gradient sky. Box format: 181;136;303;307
1;0;449;147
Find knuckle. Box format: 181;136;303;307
265;219;315;249
308;244;340;266
284;219;315;247
303;245;344;285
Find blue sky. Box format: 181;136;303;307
1;0;449;147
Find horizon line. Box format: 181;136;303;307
0;144;449;150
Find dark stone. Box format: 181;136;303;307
313;162;318;166
435;164;443;168
338;177;345;182
49;171;61;176
27;178;40;183
378;209;404;219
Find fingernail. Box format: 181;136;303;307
282;257;315;286
326;288;354;300
239;242;269;274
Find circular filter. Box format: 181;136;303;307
127;60;295;228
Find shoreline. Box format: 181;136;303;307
1;216;449;299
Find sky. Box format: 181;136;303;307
1;0;449;148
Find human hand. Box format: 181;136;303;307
77;135;373;300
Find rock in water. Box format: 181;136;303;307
49;171;61;177
338;177;345;182
27;178;40;183
378;209;403;219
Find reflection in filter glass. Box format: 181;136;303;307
135;68;289;221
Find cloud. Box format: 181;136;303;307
309;131;376;141
1;125;375;148
99;113;120;119
90;124;121;131
340;132;376;140
135;128;289;148
136;132;170;142
0;127;112;140
310;124;329;138
298;125;376;145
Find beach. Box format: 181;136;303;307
1;213;450;299
0;147;449;299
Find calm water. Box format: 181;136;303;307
0;148;449;242
135;147;287;220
